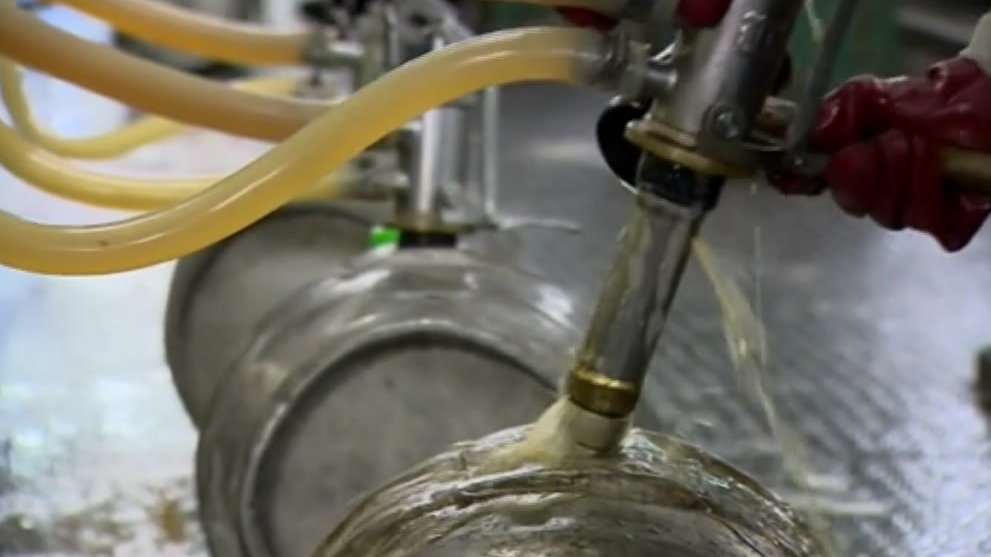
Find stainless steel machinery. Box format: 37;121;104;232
165;2;991;557
161;4;660;557
289;2;991;557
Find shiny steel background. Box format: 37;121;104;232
2;7;991;557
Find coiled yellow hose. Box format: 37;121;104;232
0;119;346;212
0;26;605;275
0;56;344;212
48;0;312;66
0;57;303;159
0;4;330;142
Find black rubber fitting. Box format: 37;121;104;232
397;230;459;249
637;157;725;212
595;98;649;187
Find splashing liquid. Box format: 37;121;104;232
684;0;845;551
691;236;839;557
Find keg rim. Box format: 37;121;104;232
313;426;825;557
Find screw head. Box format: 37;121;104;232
710;106;743;141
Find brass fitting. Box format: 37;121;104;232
625;118;754;179
567;364;641;419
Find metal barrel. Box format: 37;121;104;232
312;426;827;557
163;203;378;427
185;240;590;557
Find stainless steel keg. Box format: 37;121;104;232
163;203;377;427
312;424;826;557
188;237;587;557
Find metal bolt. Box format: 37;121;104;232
640;60;678;99
710;106;744;141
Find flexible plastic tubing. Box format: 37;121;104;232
50;0;311;66
0;3;330;142
0;27;606;275
0;58;303;159
466;0;620;15
0;57;342;212
0;119;346;212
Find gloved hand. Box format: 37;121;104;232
767;56;991;252
555;0;733;30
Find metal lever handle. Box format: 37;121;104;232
771;0;991;193
941;147;991;192
784;0;859;153
757;99;991;193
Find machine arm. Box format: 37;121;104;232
569;159;722;419
566;0;812;425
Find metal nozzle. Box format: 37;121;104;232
567;158;721;418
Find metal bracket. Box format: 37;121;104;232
770;0;860;175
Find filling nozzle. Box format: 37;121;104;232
566;1;807;424
567;155;723;420
603;0;805;177
566;0;836;429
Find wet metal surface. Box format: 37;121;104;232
497;83;991;557
314;424;823;557
2;7;991;557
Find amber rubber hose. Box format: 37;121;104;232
48;0;312;66
0;57;307;159
0;3;330;142
0;26;606;275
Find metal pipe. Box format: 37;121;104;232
394;27;475;229
784;0;859;152
383;4;403;70
568;159;719;418
480;87;500;219
408;107;447;219
304;35;366;69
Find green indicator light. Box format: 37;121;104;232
369;226;400;248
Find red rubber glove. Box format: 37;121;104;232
768;57;991;252
555;0;733;31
